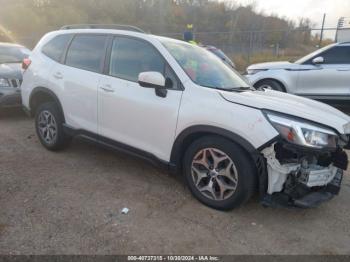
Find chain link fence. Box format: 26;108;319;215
162;28;339;71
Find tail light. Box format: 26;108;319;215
22;58;31;70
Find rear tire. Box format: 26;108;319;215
255;79;285;92
183;136;257;211
35;102;71;151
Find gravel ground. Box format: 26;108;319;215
0;109;350;255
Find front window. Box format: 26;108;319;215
319;46;350;64
295;44;336;64
161;40;249;90
109;37;165;82
0;45;30;64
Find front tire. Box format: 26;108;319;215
183;136;257;211
35;102;71;151
255;79;285;92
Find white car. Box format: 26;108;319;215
246;42;350;109
21;25;350;210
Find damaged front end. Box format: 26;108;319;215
258;111;349;208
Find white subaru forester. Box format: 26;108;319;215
21;25;350;210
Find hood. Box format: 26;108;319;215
0;63;22;79
247;61;299;70
220;89;350;134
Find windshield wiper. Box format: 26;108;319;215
223;86;253;92
211;86;253;92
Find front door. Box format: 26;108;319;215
297;45;350;100
98;36;183;161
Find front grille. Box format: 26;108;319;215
9;79;21;88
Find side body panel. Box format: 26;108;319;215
21;51;56;109
98;74;183;162
247;69;300;94
51;64;100;133
296;64;350;96
175;82;279;150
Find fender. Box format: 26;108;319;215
170;125;259;170
29;87;65;121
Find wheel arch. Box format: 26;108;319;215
170;125;259;173
253;78;287;92
29;87;65;121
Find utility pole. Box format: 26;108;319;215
319;13;326;47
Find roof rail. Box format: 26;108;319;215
60;24;145;33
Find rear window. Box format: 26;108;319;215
65;35;107;73
42;34;72;62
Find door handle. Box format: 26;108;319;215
53;72;63;79
100;85;114;93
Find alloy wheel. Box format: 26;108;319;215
191;148;238;201
258;84;273;90
38;110;58;145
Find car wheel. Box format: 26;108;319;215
183;136;257;211
35;102;71;151
255;79;285;92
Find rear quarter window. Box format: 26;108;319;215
65;35;108;73
41;34;72;62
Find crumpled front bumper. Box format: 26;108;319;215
293;169;342;208
258;142;348;208
261;168;343;208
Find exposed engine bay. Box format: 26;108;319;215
260;142;348;208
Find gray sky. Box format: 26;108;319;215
225;0;349;29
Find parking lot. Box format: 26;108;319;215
0;109;350;255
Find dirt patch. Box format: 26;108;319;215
0;109;350;255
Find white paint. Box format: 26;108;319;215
139;72;165;87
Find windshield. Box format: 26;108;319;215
211;48;234;65
0;45;30;64
295;44;335;64
161;40;250;90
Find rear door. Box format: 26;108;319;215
297;45;350;99
55;34;108;133
98;36;183;161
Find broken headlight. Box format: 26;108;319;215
266;112;338;150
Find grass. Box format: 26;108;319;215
229;46;318;72
233;53;299;73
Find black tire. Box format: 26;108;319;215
35;102;71;151
255;79;285;92
183;136;257;211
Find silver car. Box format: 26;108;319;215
0;43;30;108
246;42;350;109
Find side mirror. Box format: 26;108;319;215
138;72;166;89
312;56;324;65
138;71;168;98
